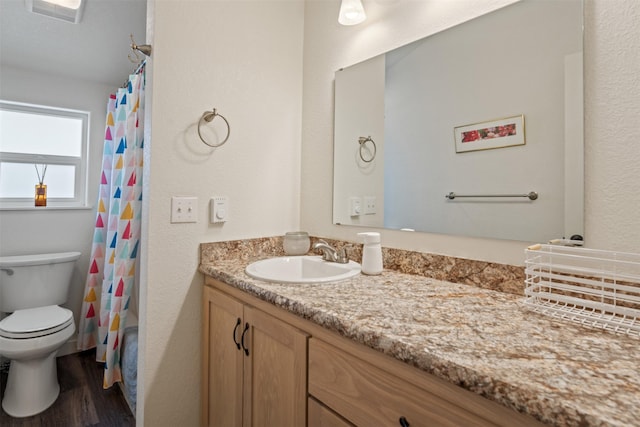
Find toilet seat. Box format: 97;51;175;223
0;305;74;339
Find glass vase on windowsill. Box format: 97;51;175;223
34;164;48;207
35;183;47;207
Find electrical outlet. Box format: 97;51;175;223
364;196;377;215
171;196;198;223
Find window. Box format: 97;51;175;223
0;100;89;208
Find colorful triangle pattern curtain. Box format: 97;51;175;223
77;69;145;389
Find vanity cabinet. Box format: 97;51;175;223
203;278;544;427
201;285;308;427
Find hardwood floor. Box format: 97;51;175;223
0;350;135;427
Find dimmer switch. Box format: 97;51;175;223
211;196;228;223
349;197;362;217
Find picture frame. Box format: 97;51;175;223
454;115;525;153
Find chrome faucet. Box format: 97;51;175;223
313;240;349;264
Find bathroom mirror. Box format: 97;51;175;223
333;0;584;243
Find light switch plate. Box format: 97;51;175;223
171;196;198;223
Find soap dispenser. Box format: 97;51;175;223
358;232;383;275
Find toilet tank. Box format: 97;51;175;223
0;252;81;312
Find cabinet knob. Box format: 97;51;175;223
232;318;242;350
399;416;410;427
241;322;250;356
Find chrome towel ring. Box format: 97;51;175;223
358;136;376;163
198;108;231;148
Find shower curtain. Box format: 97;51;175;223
77;68;145;389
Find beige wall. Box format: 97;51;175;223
142;0;304;424
301;0;640;265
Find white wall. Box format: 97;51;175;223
0;65;113;355
584;0;640;253
301;0;640;265
141;0;304;424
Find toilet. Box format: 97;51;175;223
0;251;80;418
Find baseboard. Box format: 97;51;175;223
58;338;79;357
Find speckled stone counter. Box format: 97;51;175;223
199;238;640;427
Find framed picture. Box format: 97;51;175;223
454;115;525;153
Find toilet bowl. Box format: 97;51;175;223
0;252;80;418
0;306;75;417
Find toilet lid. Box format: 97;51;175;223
0;305;73;339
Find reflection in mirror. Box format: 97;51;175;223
333;0;583;243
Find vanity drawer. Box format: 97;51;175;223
308;396;355;427
308;337;541;427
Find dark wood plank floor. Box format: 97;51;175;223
0;350;135;427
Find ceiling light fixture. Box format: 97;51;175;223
338;0;366;26
25;0;85;24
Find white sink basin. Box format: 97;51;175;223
245;256;361;284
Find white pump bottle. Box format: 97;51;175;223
358;232;383;275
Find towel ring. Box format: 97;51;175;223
198;108;231;148
358;136;376;163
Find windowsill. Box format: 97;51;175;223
0;205;93;211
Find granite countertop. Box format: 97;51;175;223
199;258;640;427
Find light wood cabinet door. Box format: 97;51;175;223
202;287;245;427
202;285;308;427
243;306;308;427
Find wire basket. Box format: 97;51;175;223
524;244;640;337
